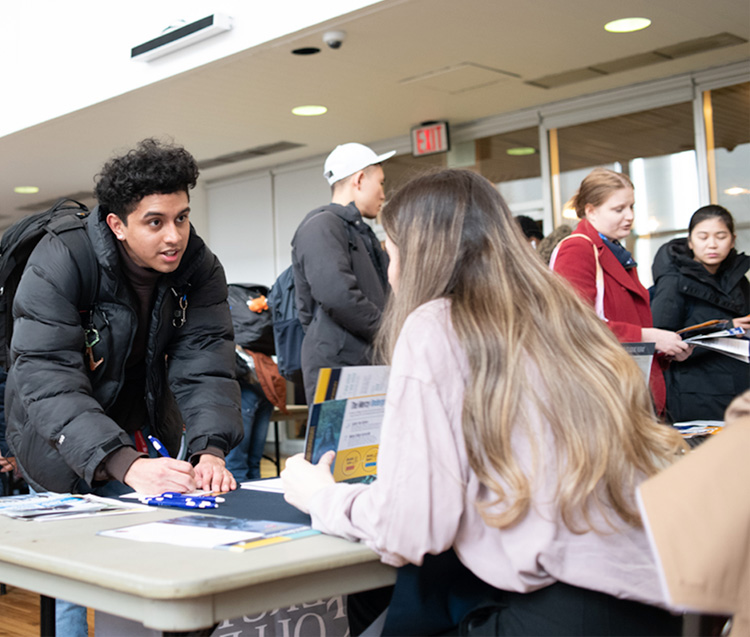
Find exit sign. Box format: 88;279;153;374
411;121;450;157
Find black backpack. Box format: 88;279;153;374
0;198;99;368
227;283;275;356
266;265;304;383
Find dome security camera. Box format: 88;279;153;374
323;30;346;49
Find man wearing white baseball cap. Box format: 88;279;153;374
292;142;396;404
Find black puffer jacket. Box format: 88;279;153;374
292;203;389;404
6;205;242;492
651;238;750;422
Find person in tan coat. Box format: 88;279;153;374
638;389;750;635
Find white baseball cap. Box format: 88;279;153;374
323;143;396;186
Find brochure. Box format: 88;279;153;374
671;420;724;438
305;366;389;483
621;342;655;382
676;319;731;338
240;478;284;493
0;493;148;521
98;514;318;551
681;325;748;363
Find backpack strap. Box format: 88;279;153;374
319;204;359;250
550;233;606;321
45;213;99;313
323;205;389;289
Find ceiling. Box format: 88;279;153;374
2;0;749;230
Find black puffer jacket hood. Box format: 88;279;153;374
652;238;750;316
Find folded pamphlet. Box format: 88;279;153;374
98;514;317;551
304;365;389;483
682;326;748;363
0;493;148;521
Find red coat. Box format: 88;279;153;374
552;218;666;414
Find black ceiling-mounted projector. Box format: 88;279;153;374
131;14;232;62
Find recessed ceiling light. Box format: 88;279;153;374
506;147;537;156
725;187;749;195
14;186;39;194
292;47;321;56
604;17;651;33
292;105;327;116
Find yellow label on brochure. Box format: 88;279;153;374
228;536;289;552
313;368;332;404
333;445;379;481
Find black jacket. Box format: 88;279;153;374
6;205;242;492
291;203;389;403
651;238;750;422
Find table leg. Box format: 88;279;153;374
274;420;280;476
40;595;55;636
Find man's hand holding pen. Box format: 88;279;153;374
123;435;237;495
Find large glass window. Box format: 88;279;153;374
555;102;698;287
382;151;446;192
378;150;446;240
710;82;750;252
474;127;544;224
382;128;545;234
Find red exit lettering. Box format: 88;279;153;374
411;121;449;157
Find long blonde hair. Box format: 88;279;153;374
376;169;685;532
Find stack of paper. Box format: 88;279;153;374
0;493;147;521
677;320;748;363
671;420;724;438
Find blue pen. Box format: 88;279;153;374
143;498;217;510
148;435;170;458
161;492;225;503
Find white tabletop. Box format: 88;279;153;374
0;507;396;631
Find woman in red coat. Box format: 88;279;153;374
551;168;690;415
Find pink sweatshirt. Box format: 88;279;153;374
308;298;667;607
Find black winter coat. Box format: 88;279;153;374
651;238;750;422
6;206;242;492
292;203;389;404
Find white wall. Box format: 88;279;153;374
1;0;383;137
273;161;332;272
206;173;275;286
204;158;330;286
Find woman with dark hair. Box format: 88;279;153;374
651;205;750;422
282;169;685;635
551;167;690;415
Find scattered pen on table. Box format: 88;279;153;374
138;492;224;509
143;437;226;508
141;497;218;510
160;492;226;503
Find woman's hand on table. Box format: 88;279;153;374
281;451;336;514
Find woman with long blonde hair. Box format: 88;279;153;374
283;169;685;635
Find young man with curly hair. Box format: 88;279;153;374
6;138;242;495
6;138;243;633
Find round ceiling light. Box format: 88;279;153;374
725;187;749;195
14;186;39;194
604;17;651;33
292;105;328;116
